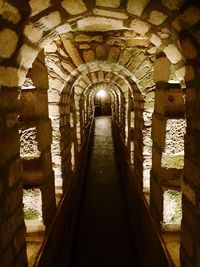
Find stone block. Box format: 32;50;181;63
0;2;21;23
83;50;95;62
179;38;198;60
154;56;170;83
0;28;18;58
148;10;168;25
29;0;51;16
61;0;87;15
17;44;39;69
164;44;182;64
37;119;52;150
161;0;183;11
75;34;103;43
24;23;43;43
130;19;151;35
172;6;200;31
96;45;106;60
150;34;162;47
151;115;166;149
22;170;43;186
93;8;128;20
127;0;150;17
154;87;184;115
76;17;124;31
96;0;120;8
108;47;121;62
61;36;83;67
175;66;195;82
38;11;61;31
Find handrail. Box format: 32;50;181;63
34;112;94;267
112;118;174;267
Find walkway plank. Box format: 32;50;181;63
69;116;138;267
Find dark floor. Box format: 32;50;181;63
69;116;139;267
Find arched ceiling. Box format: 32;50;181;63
1;0;199;97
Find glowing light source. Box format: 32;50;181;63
96;89;106;98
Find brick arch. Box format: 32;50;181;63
1;1;200;267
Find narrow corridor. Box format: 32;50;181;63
68;116;139;267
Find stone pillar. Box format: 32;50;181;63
0;87;28;267
150;83;185;230
20;50;56;232
180;81;200;267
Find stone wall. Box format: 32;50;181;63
0;0;200;266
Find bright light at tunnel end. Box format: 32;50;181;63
96;89;106;98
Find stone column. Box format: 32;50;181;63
150;83;185;231
180;79;200;267
0;87;28;266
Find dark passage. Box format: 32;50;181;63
69;116;139;267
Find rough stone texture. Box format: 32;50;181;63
0;67;19;87
175;66;195;82
130;19;151;35
179;38;198;60
96;0;121;8
61;61;75;73
172;6;200;31
163;189;182;230
38;11;61;31
157;27;172;39
61;37;83;67
93;8;128;20
20;127;40;158
150;34;162;47
127;39;149;47
17;45;39;69
23;189;42;220
77;17;124;31
163;119;186;155
154;56;170;82
0;2;21;23
75;34;103;43
127;0;150;17
83;50;95;62
56;23;72;34
61;0;87;15
0;28;18;58
79;44;91;49
24;23;43;43
148;10;167;25
96;45;106;60
161;0;183;11
164;44;182;64
29;0;51;16
108;47;121;62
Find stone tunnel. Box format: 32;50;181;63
0;0;200;266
